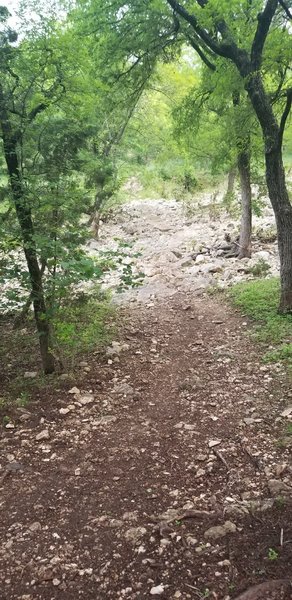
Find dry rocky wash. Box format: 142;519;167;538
0;197;292;599
88;195;280;303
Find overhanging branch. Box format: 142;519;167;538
279;0;292;19
186;33;216;71
166;0;235;59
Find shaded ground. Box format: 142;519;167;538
1;293;292;599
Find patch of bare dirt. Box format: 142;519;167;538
0;293;292;599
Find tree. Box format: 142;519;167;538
164;0;292;312
0;6;102;372
0;7;58;372
174;60;255;258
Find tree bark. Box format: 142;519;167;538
237;148;252;259
245;74;292;313
0;89;55;372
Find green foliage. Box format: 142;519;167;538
249;259;271;278
53;293;115;367
229;278;292;364
267;548;279;561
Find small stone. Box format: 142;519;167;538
59;408;71;415
125;527;147;544
150;584;164;595
268;479;291;496
53;578;61;586
68;387;80;395
24;371;37;379
197;454;208;462
281;406;292;418
79;395;94;405
208;439;221;448
224;504;249;520
174;593;182;599
5;423;15;429
204;521;236;540
218;559;231;567
243;417;262;425
38;566;54;582
195;468;206;478
195;254;206;264
186;536;198;546
79;361;88;367
36;429;50;441
19;413;30;422
29;522;42;532
94;415;117;426
275;463;288;477
74;468;81;476
183;501;194;510
58;374;71;381
113;382;134;396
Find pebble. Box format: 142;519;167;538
208;439;221;448
268;479;291;496
59;407;71;415
68;387;80;395
36;429;50;441
204;521;236;540
23;371;37;379
281;406;292;417
29;522;42;532
150;584;164;595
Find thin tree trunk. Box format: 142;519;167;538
237;148;252;259
91;184;105;239
0;89;55;372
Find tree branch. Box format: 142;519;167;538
251;0;279;69
279;0;292;19
166;0;235;59
186;33;216;71
279;88;292;148
27;103;47;123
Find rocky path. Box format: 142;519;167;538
89;198;279;304
1;199;292;600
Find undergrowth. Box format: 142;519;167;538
229;277;292;364
0;290;115;409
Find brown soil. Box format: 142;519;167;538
0;293;292;600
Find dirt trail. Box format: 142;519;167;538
1;200;292;600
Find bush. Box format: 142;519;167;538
249;258;271;278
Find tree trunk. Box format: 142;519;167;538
0;91;55;372
91;185;105;239
237;149;252;259
245;74;292;313
265;149;292;313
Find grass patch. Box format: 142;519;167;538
53;293;115;368
229;277;292;364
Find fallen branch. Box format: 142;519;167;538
149;508;215;526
